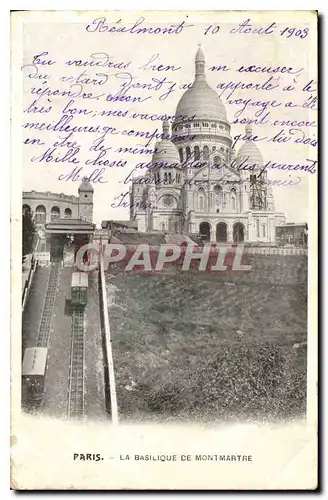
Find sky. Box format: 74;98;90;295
18;10;317;226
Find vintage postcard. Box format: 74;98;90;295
11;10;318;490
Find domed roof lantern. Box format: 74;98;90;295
174;46;228;123
162;120;170;137
245;123;253;137
78;179;94;193
195;44;205;62
195;44;205;80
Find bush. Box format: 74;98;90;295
116;343;307;422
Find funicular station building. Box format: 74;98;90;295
21;181;101;418
23;181;96;265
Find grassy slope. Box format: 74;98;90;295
108;255;307;423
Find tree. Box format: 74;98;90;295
22;210;35;257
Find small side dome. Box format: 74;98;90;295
79;180;94;193
237;125;263;167
152;121;180;166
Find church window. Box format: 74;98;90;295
164;172;168;183
220;146;224;152
161;222;166;230
212;146;216;151
198;187;205;211
194;122;200;127
213;156;221;166
163;195;174;207
194;145;200;161
256;219;260;237
230;188;237;212
186;146;191;159
168;172;172;183
213;185;222;209
178;148;184;163
262;224;266;237
203;145;209;161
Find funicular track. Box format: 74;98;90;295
36;262;60;348
67;308;85;418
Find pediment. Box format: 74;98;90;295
190;162;241;185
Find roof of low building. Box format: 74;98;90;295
22;347;48;376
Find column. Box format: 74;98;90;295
227;224;233;243
210;225;216;242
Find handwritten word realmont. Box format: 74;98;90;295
86;17;193;36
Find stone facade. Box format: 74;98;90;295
129;47;286;243
23;181;94;226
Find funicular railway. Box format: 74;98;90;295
68;308;85;418
67;272;88;419
22;262;60;410
45;219;94;419
22;218;95;415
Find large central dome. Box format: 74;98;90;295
175;46;227;123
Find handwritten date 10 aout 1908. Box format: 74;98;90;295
224;19;309;39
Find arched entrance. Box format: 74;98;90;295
216;222;227;242
199;222;211;241
22;204;31;215
233;222;245;243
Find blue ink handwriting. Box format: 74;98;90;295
86;17;193;36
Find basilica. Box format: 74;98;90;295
129;47;286;243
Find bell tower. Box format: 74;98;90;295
78;180;94;222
